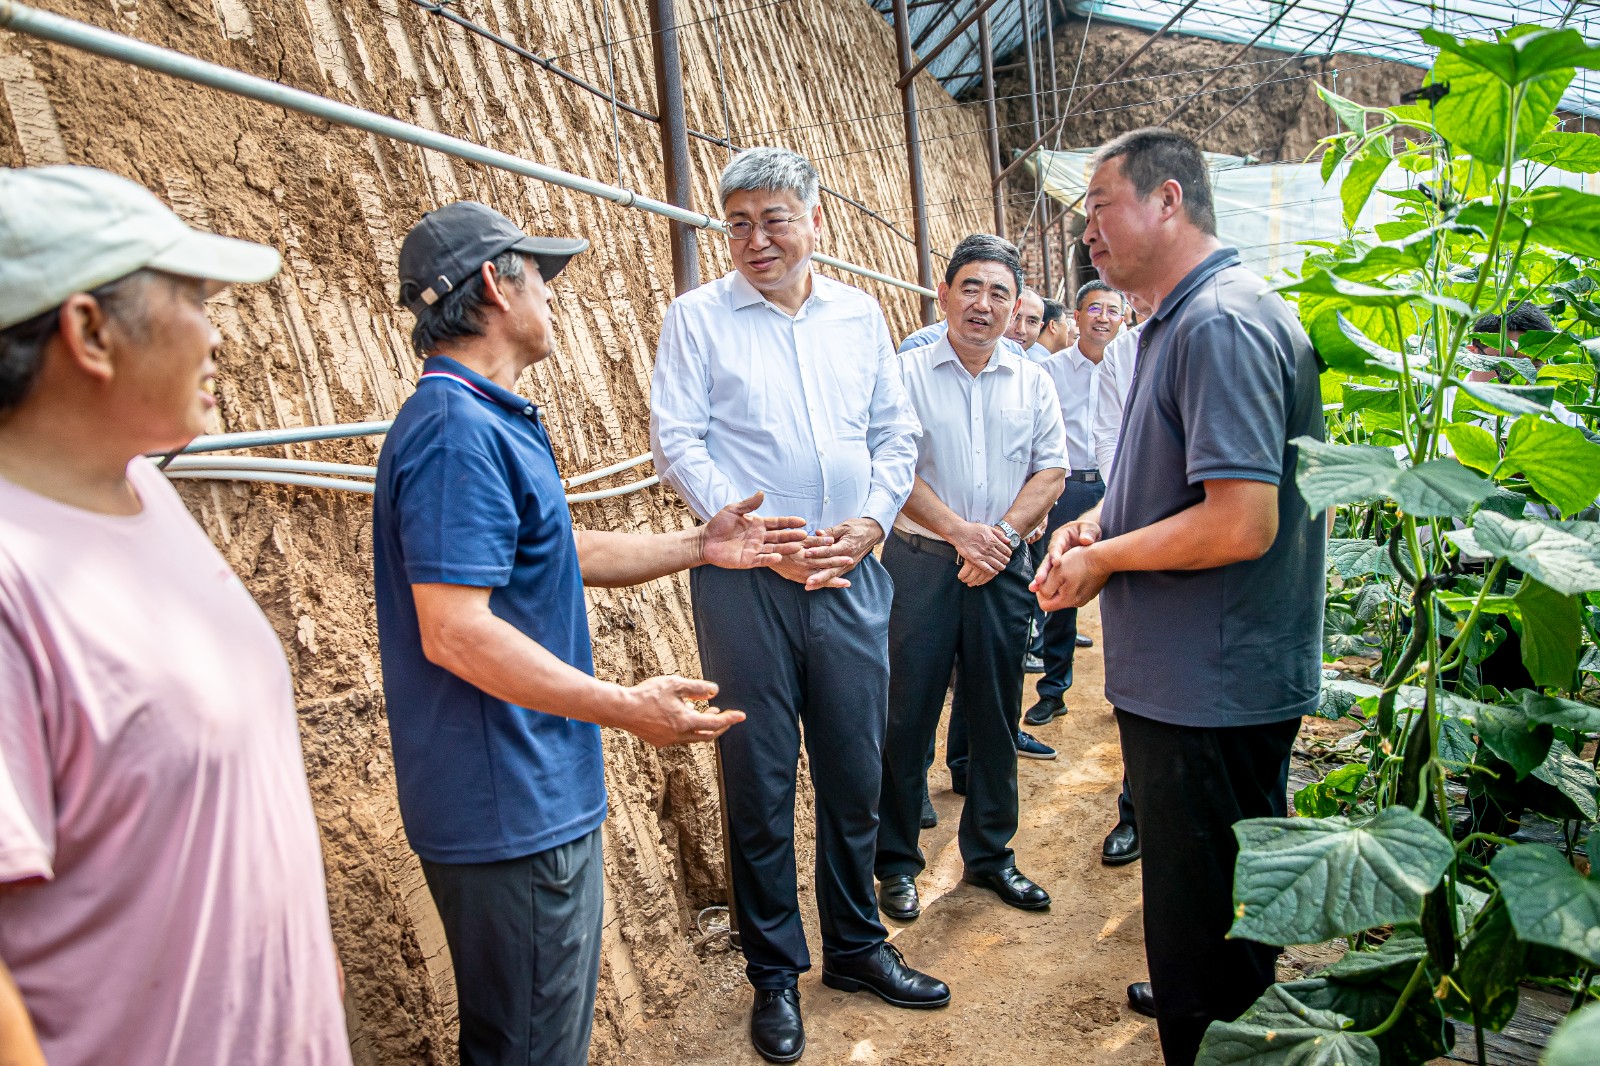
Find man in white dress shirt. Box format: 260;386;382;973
1092;292;1154;479
1005;287;1051;363
875;235;1066;923
650;148;949;1065
1026;281;1125;729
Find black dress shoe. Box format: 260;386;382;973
920;789;938;829
750;987;805;1062
962;865;1051;910
822;942;950;1008
1024;695;1065;726
878;875;921;921
950;775;967;797
1101;821;1140;866
1076;633;1094;648
1127;981;1156;1018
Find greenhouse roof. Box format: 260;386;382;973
869;1;1600;118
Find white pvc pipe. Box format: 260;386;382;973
164;455;377;478
181;420;393;453
0;2;936;300
563;452;651;488
165;469;376;494
564;476;661;503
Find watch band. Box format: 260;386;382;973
997;520;1021;547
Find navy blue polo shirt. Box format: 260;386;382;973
372;355;606;864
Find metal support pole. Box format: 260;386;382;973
979;9;1005;239
1039;0;1059;297
1023;0;1050;296
648;0;699;295
892;0;936;324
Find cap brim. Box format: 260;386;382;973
146;229;282;286
511;235;589;283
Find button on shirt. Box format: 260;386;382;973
895;336;1067;536
652;271;920;534
1038;342;1104;471
373;356;607;864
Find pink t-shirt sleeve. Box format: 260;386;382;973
0;578;55;884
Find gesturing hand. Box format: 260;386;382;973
624;675;746;748
701;492;809;569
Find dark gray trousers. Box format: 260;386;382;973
877;533;1032;879
692;558;892;990
420;827;604;1066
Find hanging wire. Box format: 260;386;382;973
1017;1;1093;251
711;0;736;159
599;0;625;186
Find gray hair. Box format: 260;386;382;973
719;147;820;209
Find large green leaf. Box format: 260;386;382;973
1544;1001;1600;1066
1419;27;1600;88
1293;438;1401;515
1455;379;1555;416
1231;806;1454;945
1447;513;1600;595
1321;928;1427;982
1390;458;1496;517
1444;694;1552;778
1512;577;1581;688
1328;539;1397;579
1530;743;1599;821
1519;690;1600;733
1502;415;1600;517
1317;84;1370;136
1491;844;1600;966
1439;898;1525;1032
1524;129;1600;174
1196;983;1378;1066
1288;976;1454;1065
1423;38;1572;168
1275;270;1471;315
1342;139;1392;229
1528;186;1600;259
1443;421;1501;475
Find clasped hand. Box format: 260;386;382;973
949;521;1011;587
1030;518;1108;610
771;516;882;590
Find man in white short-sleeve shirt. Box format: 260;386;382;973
0;167;351;1066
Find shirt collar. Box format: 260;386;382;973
419;355;539;417
932;333;1017;376
727;267;834;312
1151;246;1241;323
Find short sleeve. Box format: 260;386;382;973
1173;312;1289;486
0;582;56;884
394;439;520;588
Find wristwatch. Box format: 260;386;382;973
996;520;1022;549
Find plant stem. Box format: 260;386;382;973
1354;957;1429;1038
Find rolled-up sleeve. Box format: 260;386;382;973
861;314;922;535
1028;369;1069;477
0;586;55;885
650;302;743;523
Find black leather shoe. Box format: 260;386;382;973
822;942;950;1008
750;987;804;1062
1101;821;1140;866
1024;695;1065;726
1127;981;1156;1018
878;875;921;921
962;865;1051;910
1076;633;1094;648
950;775;966;797
920;789;938;829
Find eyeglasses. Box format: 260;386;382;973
724;212;808;241
1084;303;1124;319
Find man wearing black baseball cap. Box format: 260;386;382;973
373;200;811;1066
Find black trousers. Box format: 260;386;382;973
1116;709;1301;1066
420;828;604;1066
1036;478;1105;701
692;559;892;990
878;533;1032;879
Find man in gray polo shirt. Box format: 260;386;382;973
1034;129;1324;1065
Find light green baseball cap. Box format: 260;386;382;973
0;165;282;329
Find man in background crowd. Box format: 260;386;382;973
0;166;352;1066
652;147;948;1065
1004;287;1051;362
1034;129;1323;1064
877;234;1066;924
1037;298;1075;356
374;200;807;1066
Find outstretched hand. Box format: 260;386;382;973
701;492;809;569
624;675;746;748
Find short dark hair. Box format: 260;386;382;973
1471;303;1555;338
943;234;1023;297
410;250;528;357
1093;128;1216;235
0;270;152;416
1074;280;1122;310
1041;299;1067;327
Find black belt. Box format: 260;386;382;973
891;527;960;563
1067;469;1101;483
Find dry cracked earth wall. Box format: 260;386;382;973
0;1;993;1062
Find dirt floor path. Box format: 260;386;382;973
651;601;1163;1065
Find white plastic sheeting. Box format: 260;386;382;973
1027;147;1600;278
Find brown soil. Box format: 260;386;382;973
634;600;1164;1066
